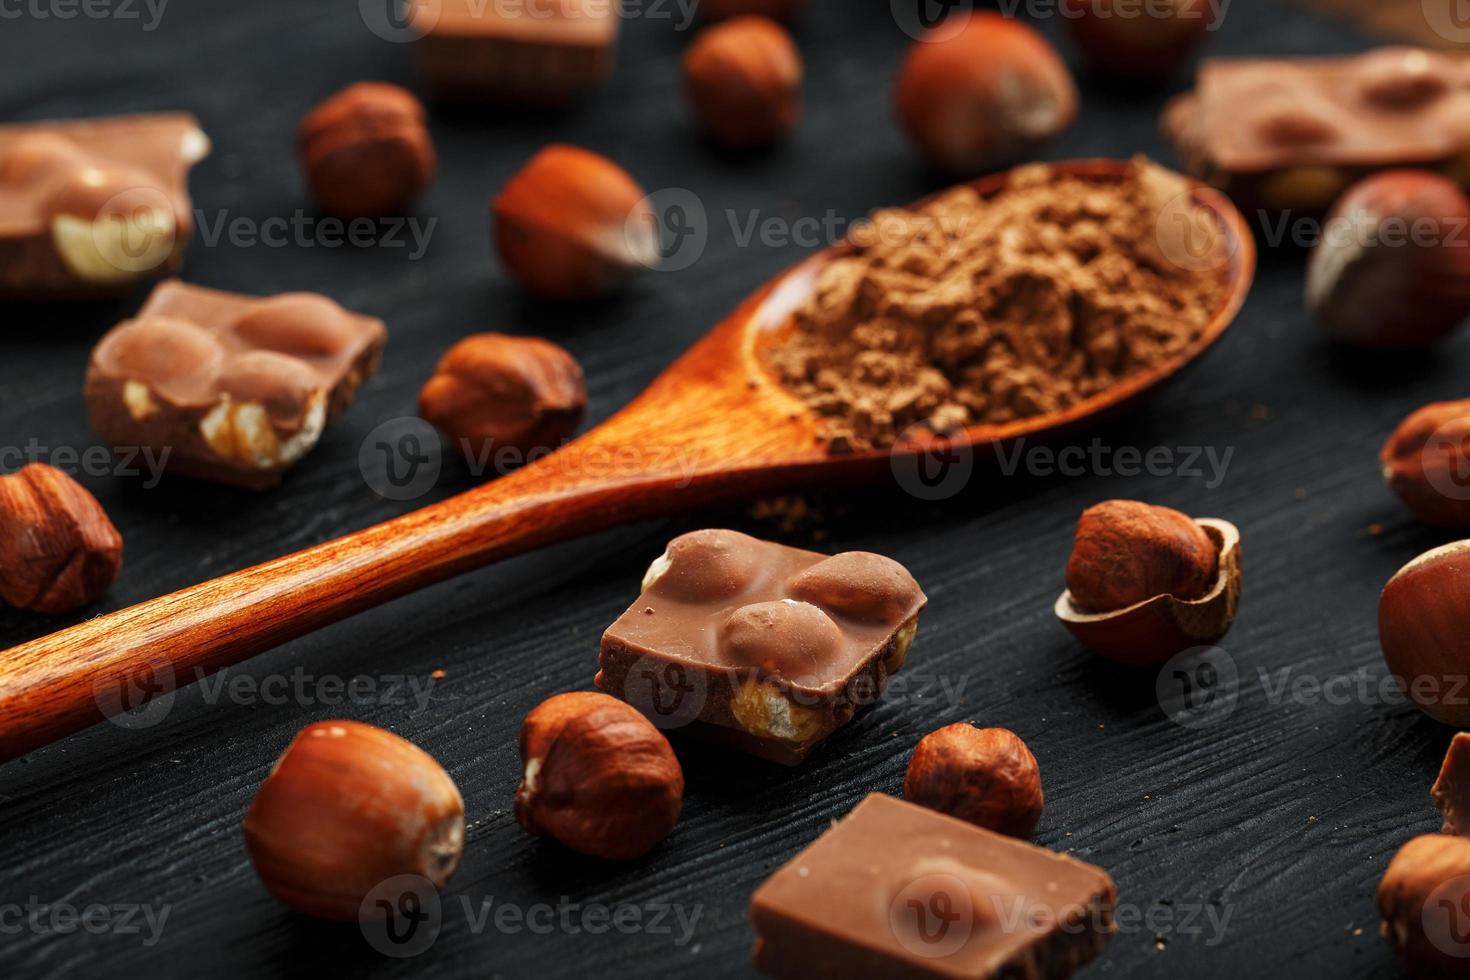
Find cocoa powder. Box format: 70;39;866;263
764;159;1229;451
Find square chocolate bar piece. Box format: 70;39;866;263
597;530;926;765
85;280;386;490
0;113;209;300
750;794;1117;979
408;0;619;105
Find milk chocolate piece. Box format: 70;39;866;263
1434;733;1470;836
750;794;1116;980
85;280;385;490
408;0;618;105
596;530;925;765
1164;47;1470;212
0;113;209;300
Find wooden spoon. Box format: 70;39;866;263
0;160;1255;761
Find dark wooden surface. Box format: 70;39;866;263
0;2;1456;977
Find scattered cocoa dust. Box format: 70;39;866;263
764;158;1230;452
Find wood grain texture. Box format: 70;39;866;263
0;2;1451;978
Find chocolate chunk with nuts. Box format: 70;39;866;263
596;529;925;765
0;464;122;614
85;280;385;490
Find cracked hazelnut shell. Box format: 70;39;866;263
0;464;122;614
1379;541;1470;727
1382;399;1470;527
243;720;465;921
903;724;1043;838
683;16;802;148
299;82;435;218
515;691;683;861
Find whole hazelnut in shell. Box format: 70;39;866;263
298;82;436;218
1379;541;1470;727
419;333;586;465
516;691;684;860
1379;834;1470;974
895;12;1077;175
0;463;122;614
904;724;1043;838
1061;0;1211;80
1381;399;1470;527
493;145;660;300
683;17;802;148
243;720;465;921
1306;170;1470;348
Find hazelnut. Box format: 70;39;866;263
1061;0;1210;81
243;720;465;921
418;333;586;465
701;0;803;19
1433;733;1470;836
1379;541;1470;727
515;691;683;860
1307;170;1470;348
1379;834;1470;973
298;82;435;218
1055;502;1241;666
42;165;182;283
903;724;1044;838
894;12;1077;175
641;528;763;601
1064;500;1218;612
1381;399;1470;527
683;17;802;148
492;145;660;300
0;464;122;614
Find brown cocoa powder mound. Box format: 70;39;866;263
763;159;1230;452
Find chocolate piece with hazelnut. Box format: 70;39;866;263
1382;399;1470;527
903;724;1044;838
1379;541;1470;727
0;464;122;614
419;333;586;466
298;82;436;218
1379;834;1470;975
244;720;465;921
683;17;802;148
1433;734;1470;836
1055;500;1242;666
516;691;684;861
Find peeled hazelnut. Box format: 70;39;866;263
1061;0;1210;80
1379;834;1470;974
1307;170;1470;348
1433;733;1470;835
243;720;465;921
298;82;435;218
903;724;1044;838
701;0;803;19
1379;541;1470;727
1381;399;1470;527
418;333;586;465
492;145;660;300
1056;502;1241;666
0;464;122;614
895;12;1077;175
683;17;802;148
1064;500;1218;612
515;691;683;860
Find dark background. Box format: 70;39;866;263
0;0;1457;976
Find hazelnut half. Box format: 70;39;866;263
1382;399;1470;527
0;464;122;614
683;16;802;148
515;691;684;860
903;724;1044;838
894;12;1077;175
418;333;587;466
1055;501;1241;666
298;82;436;218
1379;834;1470;973
1379;541;1470;727
1306;170;1470;348
1060;0;1210;81
243;720;465;921
492;145;660;300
